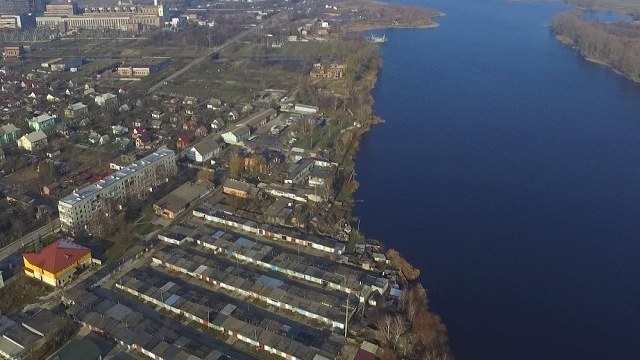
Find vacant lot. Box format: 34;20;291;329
0;273;50;314
168;59;304;103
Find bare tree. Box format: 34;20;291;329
391;314;406;351
376;314;394;347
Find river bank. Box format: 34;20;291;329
551;11;640;83
332;1;452;358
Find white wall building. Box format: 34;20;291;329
58;148;177;234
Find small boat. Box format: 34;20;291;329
366;34;388;44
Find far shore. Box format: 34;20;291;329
555;35;640;83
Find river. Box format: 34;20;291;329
353;0;640;359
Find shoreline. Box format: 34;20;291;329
554;35;640;83
332;2;452;356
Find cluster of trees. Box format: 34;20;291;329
551;11;640;82
386;249;421;280
376;285;451;360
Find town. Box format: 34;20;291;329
0;0;449;359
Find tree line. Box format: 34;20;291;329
551;11;640;82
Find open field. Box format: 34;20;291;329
0;273;51;314
167;58;305;102
31;38;208;59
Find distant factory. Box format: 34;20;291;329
36;0;165;31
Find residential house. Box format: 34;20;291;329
150;120;163;129
28;114;56;131
221;125;250;145
210;118;226;131
46;94;60;102
187;137;223;163
116;138;134;153
64;102;88;118
132;126;147;137
223;179;256;198
285;158;315;184
111;125;129;135
207;98;222;110
88;132;109;145
176;135;191;150
195;125;208;138
17;131;47;151
0;123;19;143
28;89;42;98
151;110;163;119
183;96;197;105
182;117;198;131
95;92;118;107
23;239;91;287
227;110;239;122
135;133;152;149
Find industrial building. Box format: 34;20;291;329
36;2;164;31
152;180;214;219
58;148;177;234
116;57;170;77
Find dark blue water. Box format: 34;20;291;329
354;1;640;359
583;10;634;23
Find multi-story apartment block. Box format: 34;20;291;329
58;148;177;234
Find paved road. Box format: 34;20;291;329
0;218;60;263
146;11;289;95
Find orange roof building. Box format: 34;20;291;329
23;239;92;287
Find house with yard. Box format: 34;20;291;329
210;118;226;131
28;114;56;131
23;239;92;287
221;124;250;145
207;98;222;110
176;135;191;150
187;137;223;163
17;130;47;151
135;133;153;149
94;92;118;107
64;102;88;118
223;179;256;198
0;123;20;143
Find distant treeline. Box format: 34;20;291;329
567;0;640;18
551;11;640;82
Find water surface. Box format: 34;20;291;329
354;0;640;359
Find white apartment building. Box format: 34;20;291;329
58;148;177;234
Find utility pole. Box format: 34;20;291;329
344;295;349;338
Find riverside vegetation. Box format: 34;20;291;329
551;11;640;82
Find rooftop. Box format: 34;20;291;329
60;148;175;206
23;239;90;274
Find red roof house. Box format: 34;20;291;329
23;239;92;286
